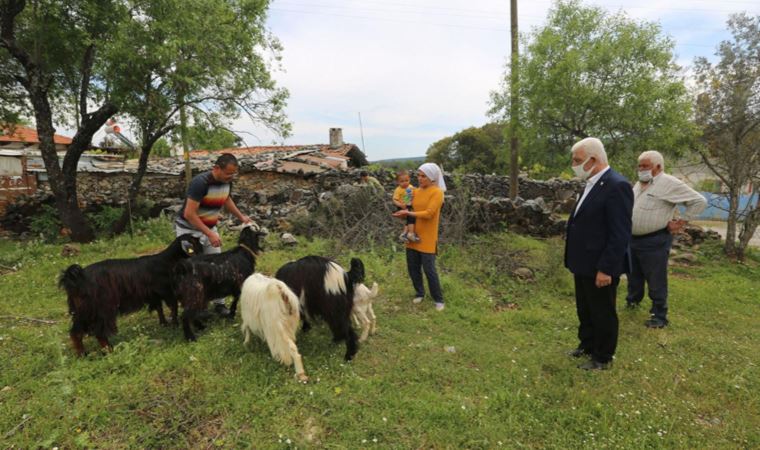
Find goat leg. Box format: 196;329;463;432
155;304;168;326
96;336;112;353
228;294;240;319
182;309;197;342
288;338;308;383
170;302;179;327
368;304;377;335
344;327;359;361
70;331;86;356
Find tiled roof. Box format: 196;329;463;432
0;125;73;145
189;143;357;159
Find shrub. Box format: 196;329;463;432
28;204;62;242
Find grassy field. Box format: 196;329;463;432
1;217;758;449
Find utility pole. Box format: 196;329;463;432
509;0;520;200
358;112;367;154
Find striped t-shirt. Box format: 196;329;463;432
176;171;231;229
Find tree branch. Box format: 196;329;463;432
79;44;95;121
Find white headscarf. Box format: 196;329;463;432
418;163;447;192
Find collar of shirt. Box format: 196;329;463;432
585;165;610;190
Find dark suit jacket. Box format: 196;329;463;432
564;168;633;278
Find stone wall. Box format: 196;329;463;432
1;167;581;237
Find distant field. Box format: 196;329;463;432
1;218;758;448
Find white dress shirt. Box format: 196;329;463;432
574;166;611;215
632;172;707;235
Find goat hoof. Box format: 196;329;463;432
296;373;309;383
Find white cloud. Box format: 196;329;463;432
56;0;760;161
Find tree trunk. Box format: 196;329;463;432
723;186;740;258
25;76;95;242
111;126;173;235
111;143;152;235
2;0;114;243
736;194;760;261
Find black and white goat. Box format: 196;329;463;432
173;225;266;341
275;256;365;361
58;234;202;356
239;273;308;382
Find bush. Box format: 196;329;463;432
28;204;63;242
88;205;124;234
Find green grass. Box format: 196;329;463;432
1;217;759;449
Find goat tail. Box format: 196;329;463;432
348;257;365;285
59;264;86;294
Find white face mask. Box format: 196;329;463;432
572;157;594;180
638;170;653;183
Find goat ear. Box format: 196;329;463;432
181;240;196;255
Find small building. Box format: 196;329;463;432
0;126;75;214
0;125;73;152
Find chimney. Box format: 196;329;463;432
329;128;344;149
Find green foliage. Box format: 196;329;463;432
106;0;290;152
28;205;62;242
181;124;243;151
490;0;696;175
373;157;425;171
87;206;124;233
426;122;508;174
1;221;758;448
694;179;722;193
693;12;760;259
150;138;173;157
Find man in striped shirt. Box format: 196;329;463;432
627;150;706;328
175;153;253;317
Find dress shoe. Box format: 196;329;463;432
214;303;232;318
645;317;668;328
567;348;590;358
578;360;612;370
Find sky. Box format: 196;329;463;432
81;0;760;161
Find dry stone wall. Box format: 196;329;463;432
2;167;583;237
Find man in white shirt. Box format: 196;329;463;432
626;150;707;328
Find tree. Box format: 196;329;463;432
1;0;125;242
490;0;695;174
105;0;289;234
426;123;507;174
694;13;760;261
184;124;244;151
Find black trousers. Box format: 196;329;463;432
574;275;620;363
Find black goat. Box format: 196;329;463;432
174;225;266;341
58;234;202;356
275;256;365;360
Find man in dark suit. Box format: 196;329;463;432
564;137;633;370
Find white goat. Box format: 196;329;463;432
351;282;379;342
239;273;308;382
